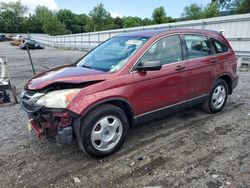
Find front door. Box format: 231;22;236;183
132;34;188;118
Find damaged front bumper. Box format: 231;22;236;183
21;96;79;145
20;89;81;145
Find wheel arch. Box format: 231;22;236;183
215;73;233;95
81;98;134;127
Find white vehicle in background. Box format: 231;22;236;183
11;35;23;40
0;57;8;85
0;57;18;104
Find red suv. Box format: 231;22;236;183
21;29;238;158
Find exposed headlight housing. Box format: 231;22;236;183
36;89;81;108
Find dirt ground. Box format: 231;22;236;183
0;42;249;188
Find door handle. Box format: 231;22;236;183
211;59;218;63
175;65;186;71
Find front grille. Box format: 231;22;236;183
21;90;43;113
21;100;40;113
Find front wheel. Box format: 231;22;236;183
202;79;228;113
79;104;129;158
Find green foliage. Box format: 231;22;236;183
0;0;27;33
204;1;220;18
35;6;52;25
0;0;248;35
32;6;51;33
43;16;70;35
235;0;250;13
76;14;89;33
182;0;250;20
182;3;204;20
56;9;74;33
216;0;250;14
113;17;123;29
21;14;43;33
182;1;220;20
56;9;88;33
88;3;113;31
123;16;142;28
152;6;169;24
216;0;236;9
142;18;152;26
32;6;70;35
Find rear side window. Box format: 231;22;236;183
184;35;212;59
140;35;182;65
211;38;228;54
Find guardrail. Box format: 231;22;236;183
30;13;250;56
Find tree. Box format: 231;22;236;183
34;5;52;32
32;5;70;35
152;6;168;24
235;0;250;14
43;16;70;35
57;9;75;33
182;1;226;20
89;3;112;31
215;0;250;14
113;17;123;29
204;1;220;18
76;14;89;33
104;15;116;30
181;3;204;20
214;0;236;9
142;18;152;26
123;16;142;28
21;14;44;33
0;1;27;33
56;9;88;33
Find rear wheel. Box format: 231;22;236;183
79;104;129;158
202;79;228;113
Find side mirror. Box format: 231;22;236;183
135;61;162;72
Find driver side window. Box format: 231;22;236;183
140;35;182;65
184;35;212;59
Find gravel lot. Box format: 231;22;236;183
0;42;250;188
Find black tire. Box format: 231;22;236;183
79;104;129;158
202;79;228;113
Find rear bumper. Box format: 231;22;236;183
232;76;239;90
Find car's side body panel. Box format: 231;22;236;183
132;61;188;116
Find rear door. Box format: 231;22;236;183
183;34;214;101
132;34;188;116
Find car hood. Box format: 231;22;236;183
25;64;111;90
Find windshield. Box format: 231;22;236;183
77;36;149;72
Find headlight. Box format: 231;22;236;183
36;89;81;108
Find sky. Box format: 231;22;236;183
1;0;211;18
55;0;211;18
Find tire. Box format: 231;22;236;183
79;104;129;158
202;79;228;113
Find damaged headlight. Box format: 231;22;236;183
36;89;81;108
